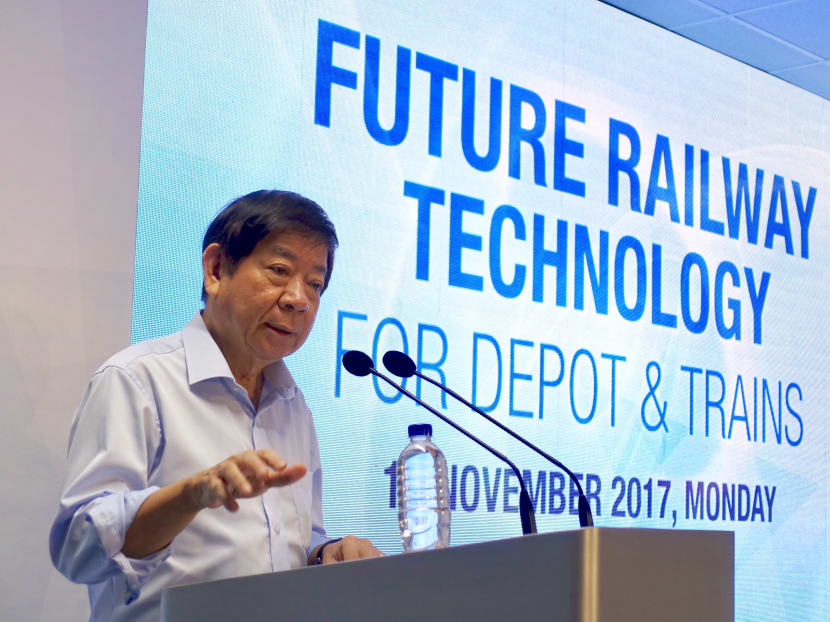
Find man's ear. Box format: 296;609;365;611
202;243;224;298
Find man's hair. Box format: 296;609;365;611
201;190;338;302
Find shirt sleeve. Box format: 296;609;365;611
49;365;170;603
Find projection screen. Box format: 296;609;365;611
133;2;829;619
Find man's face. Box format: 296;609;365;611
206;229;328;370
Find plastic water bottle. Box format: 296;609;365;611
397;423;450;552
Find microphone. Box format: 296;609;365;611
342;350;537;536
382;350;594;528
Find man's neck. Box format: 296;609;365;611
201;309;266;409
238;372;264;410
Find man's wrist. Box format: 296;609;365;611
311;537;342;565
176;474;207;514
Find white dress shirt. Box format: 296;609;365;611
49;312;329;622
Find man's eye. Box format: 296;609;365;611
271;266;288;276
310;282;324;294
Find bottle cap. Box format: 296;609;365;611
408;423;432;437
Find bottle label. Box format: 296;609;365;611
403;452;439;549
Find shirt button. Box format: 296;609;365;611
273;523;281;535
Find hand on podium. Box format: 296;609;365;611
310;535;384;565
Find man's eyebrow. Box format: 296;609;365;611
270;246;327;275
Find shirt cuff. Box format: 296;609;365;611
86;487;171;604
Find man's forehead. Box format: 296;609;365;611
259;231;328;272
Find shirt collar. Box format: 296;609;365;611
182;312;297;399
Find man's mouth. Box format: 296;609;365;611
267;323;294;336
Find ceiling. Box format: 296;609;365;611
599;0;830;102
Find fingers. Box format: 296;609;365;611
256;449;288;472
224;495;240;513
358;540;384;559
233;450;279;490
220;461;253;497
321;540;340;564
334;537;357;562
322;535;384;564
190;469;235;511
194;450;308;513
237;449;306;488
216;461;252;512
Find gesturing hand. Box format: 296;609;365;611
188;449;307;512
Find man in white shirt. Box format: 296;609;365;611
49;190;381;621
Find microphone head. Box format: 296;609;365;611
342;350;374;377
382;350;417;377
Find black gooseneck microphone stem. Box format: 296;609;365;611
415;370;594;528
370;367;537;536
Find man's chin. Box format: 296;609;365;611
257;339;298;363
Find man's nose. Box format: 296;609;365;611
279;276;310;311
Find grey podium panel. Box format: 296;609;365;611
161;528;733;622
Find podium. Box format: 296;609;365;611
161;528;733;621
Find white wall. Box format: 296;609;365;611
0;2;147;619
